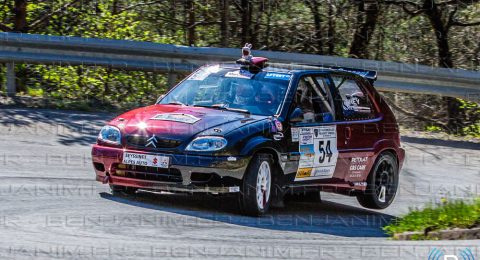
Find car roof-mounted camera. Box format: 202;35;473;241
236;43;269;73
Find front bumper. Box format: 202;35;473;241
92;144;249;193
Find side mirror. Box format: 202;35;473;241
156;94;166;104
289;108;304;123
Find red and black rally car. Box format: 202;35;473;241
92;45;405;216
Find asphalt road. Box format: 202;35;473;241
0;108;479;260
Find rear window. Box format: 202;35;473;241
331;76;375;121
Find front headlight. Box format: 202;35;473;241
98;125;121;145
185;136;227;151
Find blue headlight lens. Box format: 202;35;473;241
185;136;227;151
98;125;121;144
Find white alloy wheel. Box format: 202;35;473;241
256;161;271;210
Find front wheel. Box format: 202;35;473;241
356;152;399;209
239;154;273;216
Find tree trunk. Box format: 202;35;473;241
349;1;380;59
423;0;453;68
422;0;460;133
240;0;251;44
185;0;195;46
112;0;119;15
220;0;230;47
13;0;27;32
327;0;335;55
265;0;273;48
306;0;323;54
251;1;264;48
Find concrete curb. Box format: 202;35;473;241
394;227;480;240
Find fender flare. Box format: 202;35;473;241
239;136;282;162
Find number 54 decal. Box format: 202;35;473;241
295;125;338;181
318;140;333;163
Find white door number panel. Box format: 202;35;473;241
295;125;338;181
123;152;170;168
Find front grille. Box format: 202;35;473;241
113;164;182;183
126;135;182;149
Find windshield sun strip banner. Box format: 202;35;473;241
264;72;291;80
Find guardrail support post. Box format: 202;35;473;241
167;73;178;90
6;62;16;96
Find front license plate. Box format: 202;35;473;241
122;152;170;168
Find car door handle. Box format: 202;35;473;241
345;127;352;140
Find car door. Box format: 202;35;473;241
330;74;380;184
285;73;348;182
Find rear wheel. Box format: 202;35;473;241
239;154;273;216
356;152;398;209
110;184;138;195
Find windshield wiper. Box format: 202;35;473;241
168;101;186;106
194;104;250;114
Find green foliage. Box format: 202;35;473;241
0;0;479;118
425;125;442;132
384;198;480;240
1;0;174;110
457;98;480;137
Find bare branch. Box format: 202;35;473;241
450;20;480;26
118;0;164;13
232;0;243;12
30;0;81;30
382;95;449;129
383;0;421;9
446;5;457;30
383;0;424;16
436;0;458;6
0;22;11;31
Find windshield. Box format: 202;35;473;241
159;65;291;116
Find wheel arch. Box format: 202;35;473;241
372;139;401;173
377;148;400;171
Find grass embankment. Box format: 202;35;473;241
384;199;480;240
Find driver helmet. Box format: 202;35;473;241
255;85;276;104
233;82;254;105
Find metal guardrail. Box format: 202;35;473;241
0;32;479;101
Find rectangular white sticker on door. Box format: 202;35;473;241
291;128;299;142
295;125;338;181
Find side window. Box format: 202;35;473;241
332;76;375;121
293;75;335;123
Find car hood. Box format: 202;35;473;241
110;104;269;140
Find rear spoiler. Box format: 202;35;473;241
302;64;378;83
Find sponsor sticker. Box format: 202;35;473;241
150;113;201;124
264;72;291;81
295;125;338;181
224;70;254;79
123;152;170;168
291;128;299;142
348;156;369;178
296;168;312;178
229;186;240;192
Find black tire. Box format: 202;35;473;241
110;184;138;195
356;152;399;209
239;154;274;216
